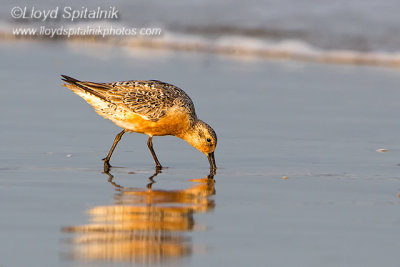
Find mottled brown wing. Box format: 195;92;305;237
62;76;196;122
105;80;196;121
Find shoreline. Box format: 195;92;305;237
2;31;400;69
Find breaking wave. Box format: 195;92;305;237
2;21;400;68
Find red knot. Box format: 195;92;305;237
61;75;217;172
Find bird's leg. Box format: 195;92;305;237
147;136;162;169
103;130;125;172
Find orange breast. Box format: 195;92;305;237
114;110;191;137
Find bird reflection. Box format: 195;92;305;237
62;169;216;265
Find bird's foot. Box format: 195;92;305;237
208;167;216;178
103;159;111;173
155;164;163;172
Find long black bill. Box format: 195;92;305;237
207;152;217;171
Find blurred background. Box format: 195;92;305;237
2;0;400;66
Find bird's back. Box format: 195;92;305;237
109;80;197;121
62;76;197;122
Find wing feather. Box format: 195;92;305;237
62;76;196;122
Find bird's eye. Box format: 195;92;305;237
206;138;212;142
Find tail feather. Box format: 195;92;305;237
61;75;80;83
61;75;111;102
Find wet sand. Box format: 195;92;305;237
1;40;400;266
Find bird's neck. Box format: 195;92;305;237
178;120;207;154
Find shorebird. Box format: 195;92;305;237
61;75;217;172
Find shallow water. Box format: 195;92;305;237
1;41;400;266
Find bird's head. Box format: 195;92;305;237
182;120;217;170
